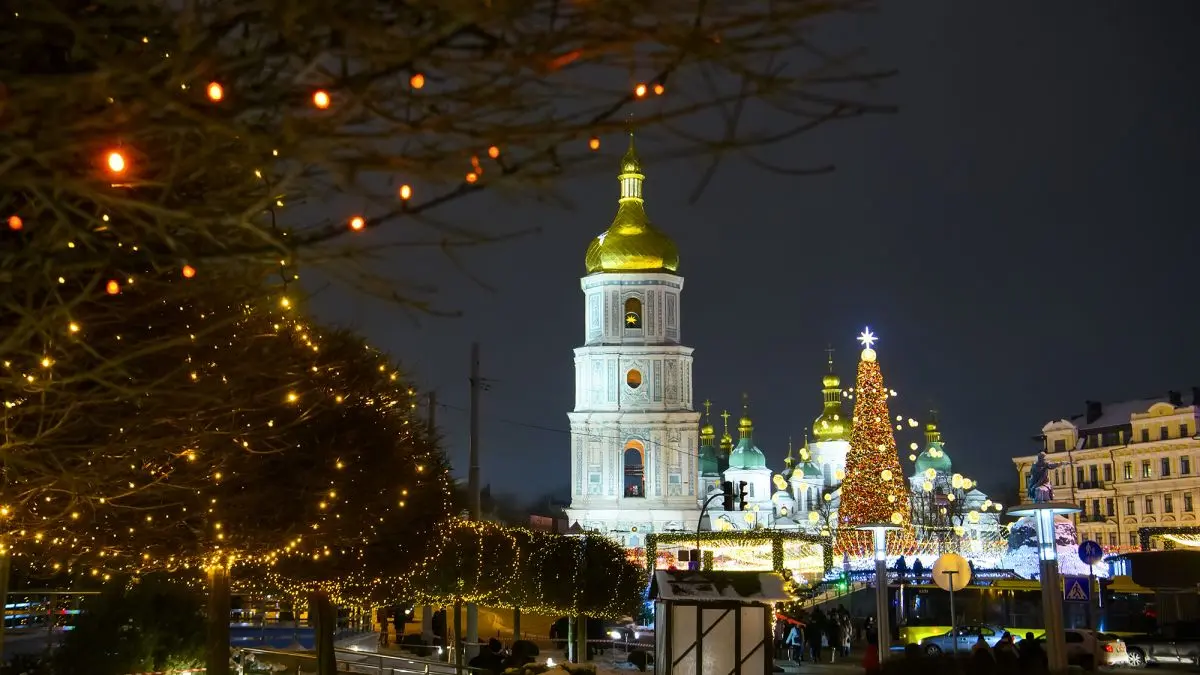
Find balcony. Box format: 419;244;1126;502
1076;480;1106;490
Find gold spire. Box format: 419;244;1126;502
738;393;753;438
925;409;942;444
719;409;733;453
784;438;794;466
814;349;848;442
700;399;715;441
583;130;679;274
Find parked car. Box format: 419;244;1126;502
1124;632;1200;667
918;624;1006;655
1036;629;1129;669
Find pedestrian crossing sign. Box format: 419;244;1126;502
1063;576;1090;602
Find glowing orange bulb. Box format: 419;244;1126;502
588;137;601;151
106;151;126;173
206;81;224;101
105;280;120;295
653;83;665;95
312;90;331;109
398;184;412;200
349;216;365;231
487;146;500;159
7;215;22;231
465;172;478;184
634;83;647;97
182;264;196;278
410;73;425;89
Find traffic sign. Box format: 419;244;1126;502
1063;576;1091;602
1078;540;1104;566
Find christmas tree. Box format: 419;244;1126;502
836;328;912;556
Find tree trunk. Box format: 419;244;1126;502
0;555;10;659
313;591;337;675
206;565;231;675
512;607;521;642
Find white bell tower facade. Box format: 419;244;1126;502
565;134;702;549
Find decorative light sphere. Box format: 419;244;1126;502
823;493;832;502
910;442;919;451
922;480;933;492
834;469;845;481
887;494;896;503
890;512;902;525
861;347;876;362
925;468;936;480
951;473;963;489
808;512;818;522
909;454;917;461
106;151;126;173
880;469;893;482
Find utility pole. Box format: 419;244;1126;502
465;342;481;660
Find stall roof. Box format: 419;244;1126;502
649;570;792;603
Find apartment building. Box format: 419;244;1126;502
1012;389;1200;551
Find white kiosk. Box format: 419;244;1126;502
649;570;792;675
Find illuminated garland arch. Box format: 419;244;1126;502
644;531;832;577
1138;525;1200;552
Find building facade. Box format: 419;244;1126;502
1012;391;1200;551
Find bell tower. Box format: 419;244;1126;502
565;133;702;547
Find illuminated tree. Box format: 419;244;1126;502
2;276;450;579
836;329;911;555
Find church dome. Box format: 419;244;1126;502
584;133;679;275
914;443;952;475
822;373;840;388
729;437;767;469
813;356;848;442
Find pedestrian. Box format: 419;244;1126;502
804;609;824;663
825;612;841;664
862;632;880;675
785;622;804;663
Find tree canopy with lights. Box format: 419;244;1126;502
836;329;912;556
1;272;450;582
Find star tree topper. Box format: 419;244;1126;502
858;327;878;362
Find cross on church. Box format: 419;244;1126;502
825;344;835;369
720;409;730;428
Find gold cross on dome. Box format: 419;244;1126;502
720;410;730;428
703;399;712;416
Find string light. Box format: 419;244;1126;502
465;172;478;184
7;215;22;231
410;73;425;89
182;264;196;278
312;90;331;109
634;83;647;97
106;151;126;173
105;280;120;295
487;146;500;159
206;81;224;101
653;83;665;95
588;137;601;151
398;184;412;200
349;216;365;231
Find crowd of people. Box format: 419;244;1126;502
877;632;1050;675
777;606;866;664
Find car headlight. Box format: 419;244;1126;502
609;630;622;640
633;631;640;640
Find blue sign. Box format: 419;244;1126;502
1078;540;1104;566
1064;576;1091;602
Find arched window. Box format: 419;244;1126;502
624;297;642;330
624;441;645;498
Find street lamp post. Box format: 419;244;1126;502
857;524;898;663
1007;502;1081;675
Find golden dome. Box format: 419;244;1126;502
584;132;679;275
700;422;715;436
822;373;840;388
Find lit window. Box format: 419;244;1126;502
624;297;642;330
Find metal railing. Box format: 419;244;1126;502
236;645;492;675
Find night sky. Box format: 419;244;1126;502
312;2;1200;505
